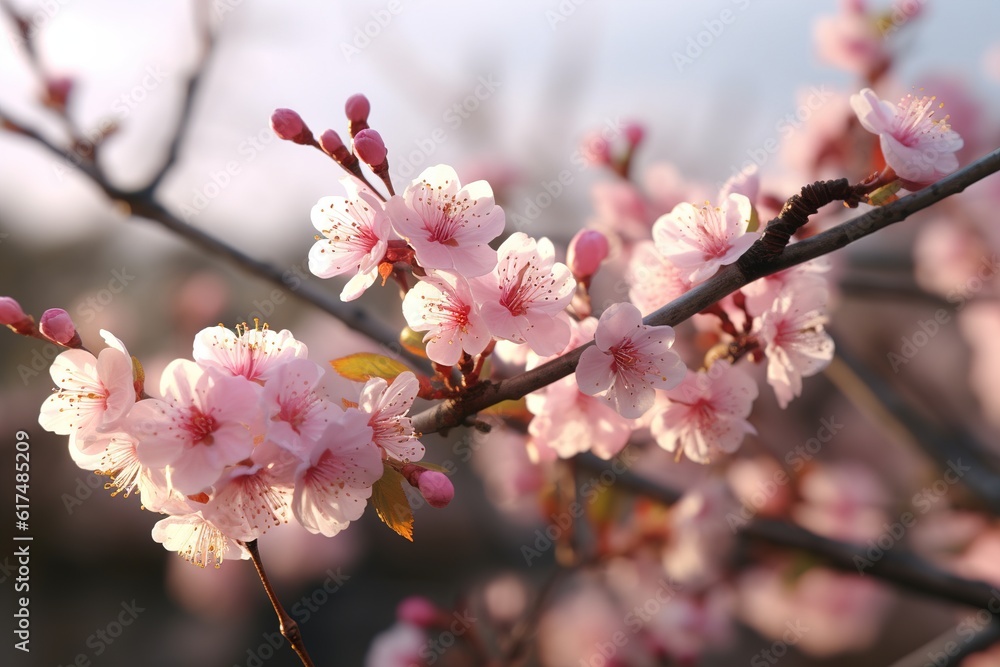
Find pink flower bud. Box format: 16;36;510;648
0;296;29;326
44;76;74;109
396;596;440;628
417;470;454;509
319;129;346;156
580;131;611;166
353;129;387;167
345;94;371;124
270;108;313;145
623;121;645;147
567;229;610;280
39;308;77;345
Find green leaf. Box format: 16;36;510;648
330;353;411;383
371;464;414;541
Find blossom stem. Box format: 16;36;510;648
410;147;1000;435
244;540;317;667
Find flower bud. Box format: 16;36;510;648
567;229;610;281
270;108;314;145
0;296;37;336
622;121;645;148
353;129;387;168
396;596;440;628
39;308;78;346
43;76;74;110
417;470;454;509
345;94;371;124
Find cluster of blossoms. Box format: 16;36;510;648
27;316;441;567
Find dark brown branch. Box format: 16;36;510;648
244;540;317;667
411;147;1000;435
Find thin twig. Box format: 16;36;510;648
244;540;317;667
410;147;1000;435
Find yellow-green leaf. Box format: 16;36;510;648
330;353;411;383
399;326;429;359
371;464;414;541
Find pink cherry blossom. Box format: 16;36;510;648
740;258;831;317
850;87;964;185
401;271;491;366
652;193;759;283
575;302;686;419
650;360;758;464
525;317;633;461
566;229;610;281
151;513;249;568
193;323;307;383
263;358;338;455
757;284;835;409
474;232;576;356
663;479;739;588
38;330;135;448
308;178;393;301
364;623;427;667
528;375;634;461
626;240;694;316
358;372;424;462
202;442;295;542
128;359;265;495
292;410;381;537
387;164;504;277
813;1;888;77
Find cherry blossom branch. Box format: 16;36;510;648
0;24;430;370
574;455;1000;614
244;540;316;667
889;622;1000;667
411;147;1000;435
826;347;1000;515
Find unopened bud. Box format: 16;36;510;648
623;121;645;148
567;229;610;281
345;94;371;127
353;129;387;168
396;596;440;627
43;76;74;110
417;470;454;509
270;108;314;145
39;308;79;346
0;296;35;334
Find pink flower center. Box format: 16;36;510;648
425;197;469;245
184;408;218;446
501;263;543;317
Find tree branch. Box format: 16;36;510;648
411;147;1000;435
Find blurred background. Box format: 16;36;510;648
2;1;1000;666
